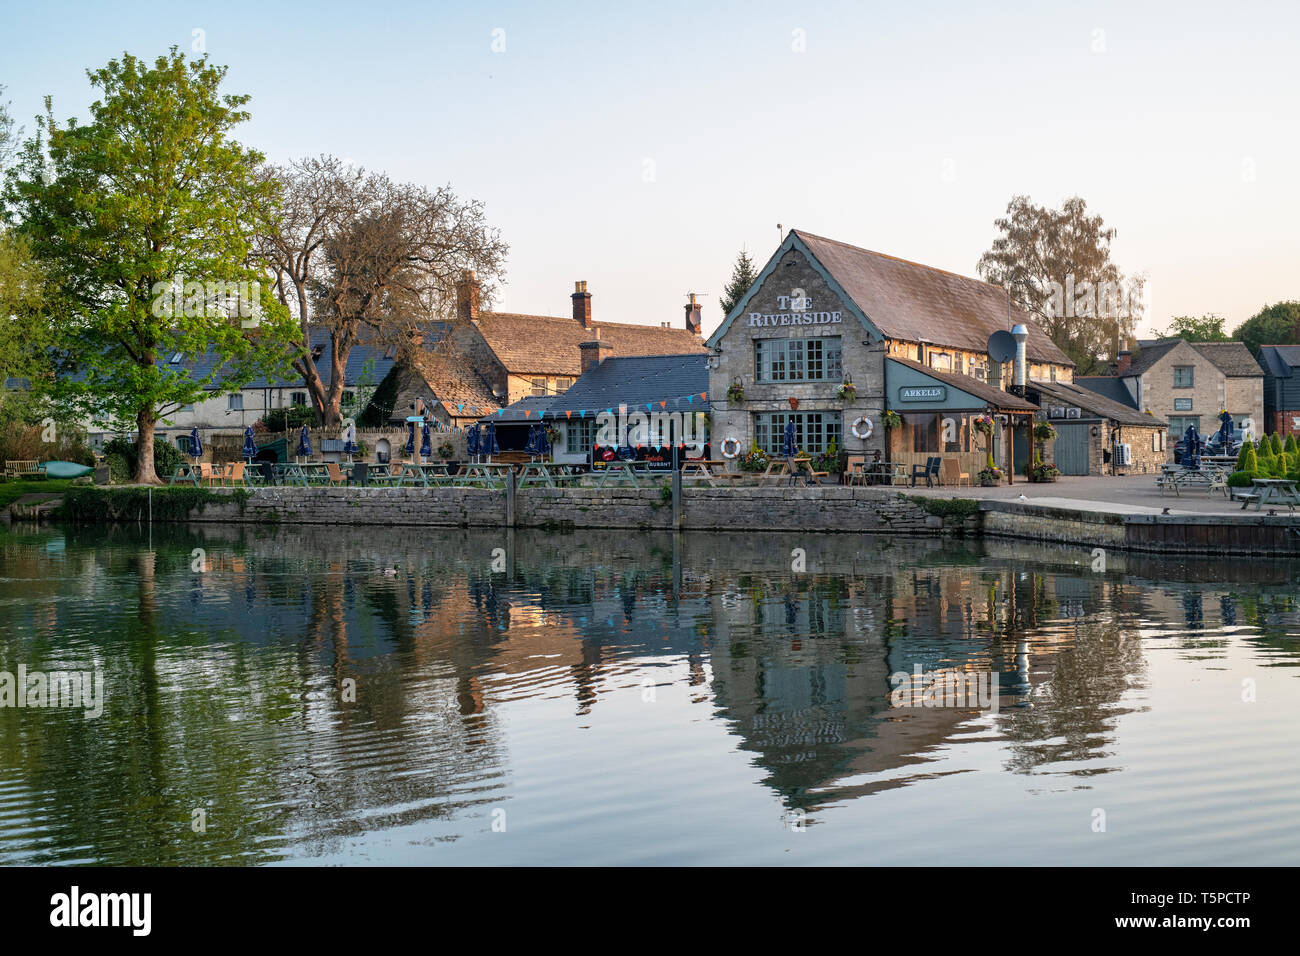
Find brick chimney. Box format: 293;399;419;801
684;293;703;336
1116;348;1132;376
572;280;592;328
455;269;480;322
579;326;612;374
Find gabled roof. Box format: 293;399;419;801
713;230;1073;366
1258;345;1300;378
408;349;500;418
887;356;1037;410
473;312;706;376
1123;338;1263;379
1122;338;1182;377
544;353;711;418
1074;375;1139;408
1028;378;1154;426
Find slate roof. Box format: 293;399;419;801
1258;345;1300;378
541;353;711;417
1074;375;1140;408
886;356;1037;410
1122;338;1263;379
490;395;556;423
408;349;501;417
473;312;707;377
792;231;1073;367
1028;378;1155;427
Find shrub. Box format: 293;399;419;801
1236;440;1254;470
1241;444;1258;475
1226;470;1256;488
1270;433;1283;455
103;435;189;481
105;452;132;484
260;405;316;431
1285;435;1298;456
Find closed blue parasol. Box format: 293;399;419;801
466;423;480;457
524;424;539;454
1217;410;1234;443
241;426;257;460
783;420;796;459
1183;424;1201;468
485;420;500;456
297;424;312;458
539;425;551;458
420;420;432;458
343;421;358;457
189;427;203;459
405;421;416;457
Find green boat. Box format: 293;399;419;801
39;461;94;479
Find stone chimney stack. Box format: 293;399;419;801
1116;345;1132;376
456;269;480;322
684;293;703;336
572;280;593;328
579;326;613;374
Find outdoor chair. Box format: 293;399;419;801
939;458;970;487
349;462;370;487
910;457;940;487
325;462;347;487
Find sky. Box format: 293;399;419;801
1;0;1296;341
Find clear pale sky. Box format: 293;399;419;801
2;0;1295;341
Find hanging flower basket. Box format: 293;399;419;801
437;441;454;459
1033;421;1057;442
837;383;857;402
726;383;745;404
788;396;799;410
882;409;902;430
973;413;994;437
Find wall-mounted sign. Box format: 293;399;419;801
899;386;946;402
1173;398;1193;411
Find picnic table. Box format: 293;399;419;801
1237;478;1300;512
1158;464;1227;497
680;460;729;487
594;460;646;487
455;462;513;487
394;462;452;487
517;462;580;488
169;463;201;486
278;462;329;486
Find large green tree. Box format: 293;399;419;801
1156;314;1230;342
1233;301;1300;355
5;50;297;481
719;246;758;317
977;195;1145;375
0;228;52;417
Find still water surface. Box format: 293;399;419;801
0;521;1297;865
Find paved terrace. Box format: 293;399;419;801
905;474;1286;517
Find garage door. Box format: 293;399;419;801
1053;422;1092;475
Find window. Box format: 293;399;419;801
929;352;952;371
168;352;184;365
530;378;547;396
754;336;842;382
291;392;307;406
752;412;842;455
341;390;355;408
1173;397;1193;411
554;377;573;392
1173;366;1194;388
227;393;243;411
899;412;975;453
569;419;596;454
1168;415;1200;436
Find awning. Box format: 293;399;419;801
886;357;1037;413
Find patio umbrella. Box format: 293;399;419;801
539;425;552;458
1183;424;1200;467
1217;410;1234;444
241;426;257;461
783;420;796;459
189;427;203;461
342;421;359;459
297;424;312;459
524;424;539;455
485;420;500;456
420;420;431;459
466;423;480;459
405;421;416;457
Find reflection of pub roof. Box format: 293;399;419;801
887;356;1037;411
546;353;711;418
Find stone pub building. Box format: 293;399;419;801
706;230;1075;478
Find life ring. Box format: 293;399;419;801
851;416;874;440
720;437;742;459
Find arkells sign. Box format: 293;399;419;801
748;290;842;329
899;386;946;402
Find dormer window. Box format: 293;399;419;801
169;352;183;364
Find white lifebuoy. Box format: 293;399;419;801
851;416;874;440
720;437;742;459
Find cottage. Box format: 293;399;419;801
1023;378;1166;475
1257;345;1300;439
705;230;1073;478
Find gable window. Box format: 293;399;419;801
754;336;842;382
227;393;243;411
1173;366;1194;388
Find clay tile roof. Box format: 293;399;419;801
1191;342;1265;377
887;356;1038;410
474;312;706;376
793;230;1073;367
410;349;501;416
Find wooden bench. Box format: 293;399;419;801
3;460;41;479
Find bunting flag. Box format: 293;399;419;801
457;404;464;412
659;401;666;409
524;410;532;418
565;410;572;418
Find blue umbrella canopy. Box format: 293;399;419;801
783;420;796;458
189;427;203;458
405;422;416;456
466;423;480;457
1218;411;1234;442
241;426;257;459
343;421;358;456
485;420;500;456
297;424;312;458
420;421;432;457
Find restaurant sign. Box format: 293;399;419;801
899;386;946;402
